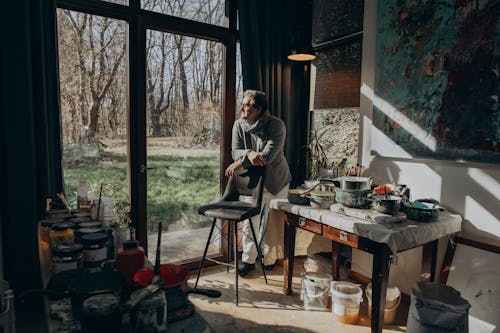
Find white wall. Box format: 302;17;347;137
355;0;500;294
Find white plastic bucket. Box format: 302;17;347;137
366;282;401;324
331;281;363;324
301;272;332;311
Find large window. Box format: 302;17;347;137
57;0;236;265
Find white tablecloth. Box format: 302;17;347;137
269;199;462;253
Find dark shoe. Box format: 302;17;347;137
238;263;255;276
263;260;277;271
263;263;275;271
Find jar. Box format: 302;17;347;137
76;227;103;243
81;232;108;271
50;222;75;248
116;240;145;284
52;243;84;274
38;219;58;278
78;221;102;229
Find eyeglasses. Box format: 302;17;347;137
241;103;254;108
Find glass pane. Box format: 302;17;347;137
142;0;227;27
57;9;129;222
145;29;223;263
101;0;128;5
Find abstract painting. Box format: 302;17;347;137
372;0;500;163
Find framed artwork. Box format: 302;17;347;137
372;0;500;163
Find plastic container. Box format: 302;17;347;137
50;222;75;247
81;232;108;271
331;281;363;324
365;282;401;324
52;243;84;274
301;272;332;311
76;227;103;243
116;240;145;284
366;282;401;324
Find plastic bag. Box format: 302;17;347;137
407;282;471;333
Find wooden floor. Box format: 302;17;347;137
182;257;410;333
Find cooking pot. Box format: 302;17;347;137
337;177;372;191
134;264;221;312
335;189;371;208
69;270;126;315
401;201;439;222
287;189;310;205
371;195;402;215
306;191;336;209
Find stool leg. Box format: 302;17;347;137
227;220;231;273
234;222;239;306
248;218;268;284
195;218;217;288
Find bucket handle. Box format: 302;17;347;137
385;294;401;311
303;287;330;299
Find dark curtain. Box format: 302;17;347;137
237;0;312;186
1;0;62;293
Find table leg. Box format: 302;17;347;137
371;244;391;333
332;241;341;280
283;217;297;295
422;239;438;282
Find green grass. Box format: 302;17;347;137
63;145;220;232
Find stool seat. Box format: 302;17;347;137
198;202;259;221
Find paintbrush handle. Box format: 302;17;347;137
153;222;162;279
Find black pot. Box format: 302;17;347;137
69;271;126;315
287;189;310;205
371;195;402;215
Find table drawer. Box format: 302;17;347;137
323;225;359;248
287;214;322;235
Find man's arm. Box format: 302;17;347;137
230;121;252;167
259;118;286;164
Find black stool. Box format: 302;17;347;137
194;166;268;305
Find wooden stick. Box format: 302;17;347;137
96;183;103;221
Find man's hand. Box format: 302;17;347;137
225;160;243;177
247;151;266;166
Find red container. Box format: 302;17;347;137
116;240;145;283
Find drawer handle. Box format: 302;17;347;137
298;217;306;227
340;231;348;241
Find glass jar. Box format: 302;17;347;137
52;243;84;274
81;232;109;271
50;222;75;248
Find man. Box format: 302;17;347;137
225;89;292;276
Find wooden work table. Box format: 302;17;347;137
269;199;462;333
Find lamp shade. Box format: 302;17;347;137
288;49;316;61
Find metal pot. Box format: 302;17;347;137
335;189;371;208
337;177;372;191
401;201;439;222
371;195;402;215
287;189;310;205
307;191;336;209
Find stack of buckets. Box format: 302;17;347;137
302;275;400;326
301;274;364;324
366;282;401;324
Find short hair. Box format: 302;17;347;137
244;89;267;111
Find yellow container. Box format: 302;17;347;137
49;222;75;248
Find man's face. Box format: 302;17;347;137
240;96;262;125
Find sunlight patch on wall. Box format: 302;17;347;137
465;196;500;238
361;83;437;152
468;169;500;201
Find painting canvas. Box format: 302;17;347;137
372;0;500;163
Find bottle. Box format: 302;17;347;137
116;240;145;284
